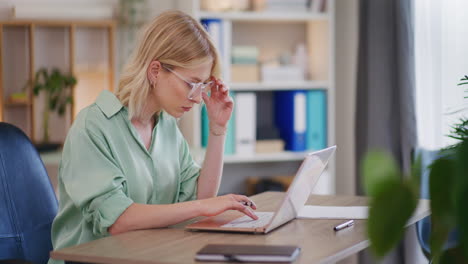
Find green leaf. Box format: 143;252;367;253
58;104;65;116
429;157;457;261
455;139;468;259
33;84;42;95
49;96;58;110
367;179;418;257
362;150;400;196
409;154;422;196
439;246;468;264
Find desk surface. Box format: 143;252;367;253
50;192;429;264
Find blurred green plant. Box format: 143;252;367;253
363;75;468;263
32;68;76;143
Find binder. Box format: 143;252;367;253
201;19;223;55
235;93;256;155
201;92;235;155
201;105;209;148
306;90;327;150
274;90;307;151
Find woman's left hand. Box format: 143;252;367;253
202;77;234;130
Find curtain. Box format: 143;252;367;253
355;0;417;263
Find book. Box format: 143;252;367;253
306;90;327;150
195;244;301;263
274;90;307;151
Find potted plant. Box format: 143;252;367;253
32;68;76;150
362;75;468;263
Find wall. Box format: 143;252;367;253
335;0;358;195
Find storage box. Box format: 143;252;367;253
255;139;285;153
231;64;260;82
261;65;305;82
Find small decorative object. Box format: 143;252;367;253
251;0;267;11
200;0;232;12
231;0;250;11
32;68;77;145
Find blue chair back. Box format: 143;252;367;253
0;122;58;264
415;148;459;258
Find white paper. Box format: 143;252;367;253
296;200;431;222
297;205;369;219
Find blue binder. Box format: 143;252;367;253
200;19;223;56
274;90;307;151
306;90;327;150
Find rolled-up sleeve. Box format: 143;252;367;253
177;137;201;202
61;128;133;236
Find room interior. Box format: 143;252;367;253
0;0;466;264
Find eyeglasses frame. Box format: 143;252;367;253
162;65;213;100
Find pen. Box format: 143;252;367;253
241;201;253;207
333;220;354;231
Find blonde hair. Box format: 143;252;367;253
116;10;221;119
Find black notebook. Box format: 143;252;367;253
195;244;301;263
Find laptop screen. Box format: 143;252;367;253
266;146;336;232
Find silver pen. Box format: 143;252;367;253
333;220;354;231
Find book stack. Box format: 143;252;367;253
231;46;260;83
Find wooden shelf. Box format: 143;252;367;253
230;81;328;91
0;20;115;141
0;19;116;27
4;99;31;107
199;11;329;22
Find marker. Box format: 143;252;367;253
333;220;354;231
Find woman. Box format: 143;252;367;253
49;10;257;263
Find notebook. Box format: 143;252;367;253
185;146;336;234
195;244;301;263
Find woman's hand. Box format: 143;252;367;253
202;77;234;132
198;194;258;220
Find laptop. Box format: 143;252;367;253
186;146;336;234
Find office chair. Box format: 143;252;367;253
0;122;58;264
414;148;459;261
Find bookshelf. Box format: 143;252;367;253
231;81;329;91
198;10;329;21
176;0;336;195
0;19;115;143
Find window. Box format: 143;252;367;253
415;0;468;149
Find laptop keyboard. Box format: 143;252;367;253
221;212;275;228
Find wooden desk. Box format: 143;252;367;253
50;192;429;264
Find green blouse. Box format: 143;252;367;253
48;90;200;264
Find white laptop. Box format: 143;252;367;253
185;146;337;234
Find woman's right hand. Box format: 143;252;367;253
198;194;258;220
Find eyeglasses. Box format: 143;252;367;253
163;66;213;100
